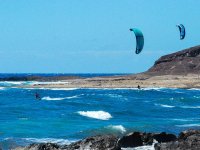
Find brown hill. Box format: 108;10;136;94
147;45;200;75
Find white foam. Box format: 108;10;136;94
107;125;126;133
23;88;79;91
172;118;193;122
155;104;175;108
180;106;200;109
42;95;79;101
0;87;5;90
45;88;78;91
0;81;25;86
193;96;200;98
77;111;112;120
176;124;200;127
66;95;79;99
188;88;200;91
107;94;123;98
142;87;165;91
42;96;66;101
22;138;75;145
122;139;157;150
31;81;69;85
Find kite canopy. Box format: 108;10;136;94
176;24;185;40
130;28;144;54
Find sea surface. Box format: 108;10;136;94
0;74;200;149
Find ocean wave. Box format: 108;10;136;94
0;87;5;90
0;81;26;87
42;95;79;101
106;125;126;133
155;104;175;108
188;88;200;91
21;138;75;145
45;88;78;91
142;87;165;91
193;96;200;99
180;106;200;109
2;81;25;85
42;96;66;101
30;81;69;85
176;124;200;127
77;111;112;120
172;118;193;122
107;94;123;98
23;88;79;91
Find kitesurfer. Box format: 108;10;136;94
35;92;41;100
137;85;141;89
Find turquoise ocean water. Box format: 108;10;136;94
0;74;200;149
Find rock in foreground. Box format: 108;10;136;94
155;129;200;150
13;130;200;150
118;132;176;148
13;135;120;150
62;135;120;150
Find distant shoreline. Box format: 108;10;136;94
13;73;200;89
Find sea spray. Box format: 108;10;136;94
77;111;112;120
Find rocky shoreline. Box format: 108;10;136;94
12;129;200;150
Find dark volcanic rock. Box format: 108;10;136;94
118;132;143;148
19;143;60;150
154;130;200;150
62;135;120;150
153;132;177;143
178;129;200;140
147;45;200;75
118;132;176;148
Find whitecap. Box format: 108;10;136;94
188;88;200;91
30;81;69;85
0;87;5;90
46;88;78;91
21;138;75;145
176;124;200;127
193;96;200;99
66;95;79;99
172;118;193;122
107;125;126;133
142;87;164;91
155;104;175;108
77;111;112;120
107;94;123;98
4;81;24;85
42;96;66;101
23;88;79;91
180;106;200;109
42;95;79;101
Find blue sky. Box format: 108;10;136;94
0;0;199;73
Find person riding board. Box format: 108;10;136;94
35;92;41;100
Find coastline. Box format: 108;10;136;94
12;129;200;150
18;74;200;89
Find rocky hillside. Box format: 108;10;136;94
147;45;200;75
